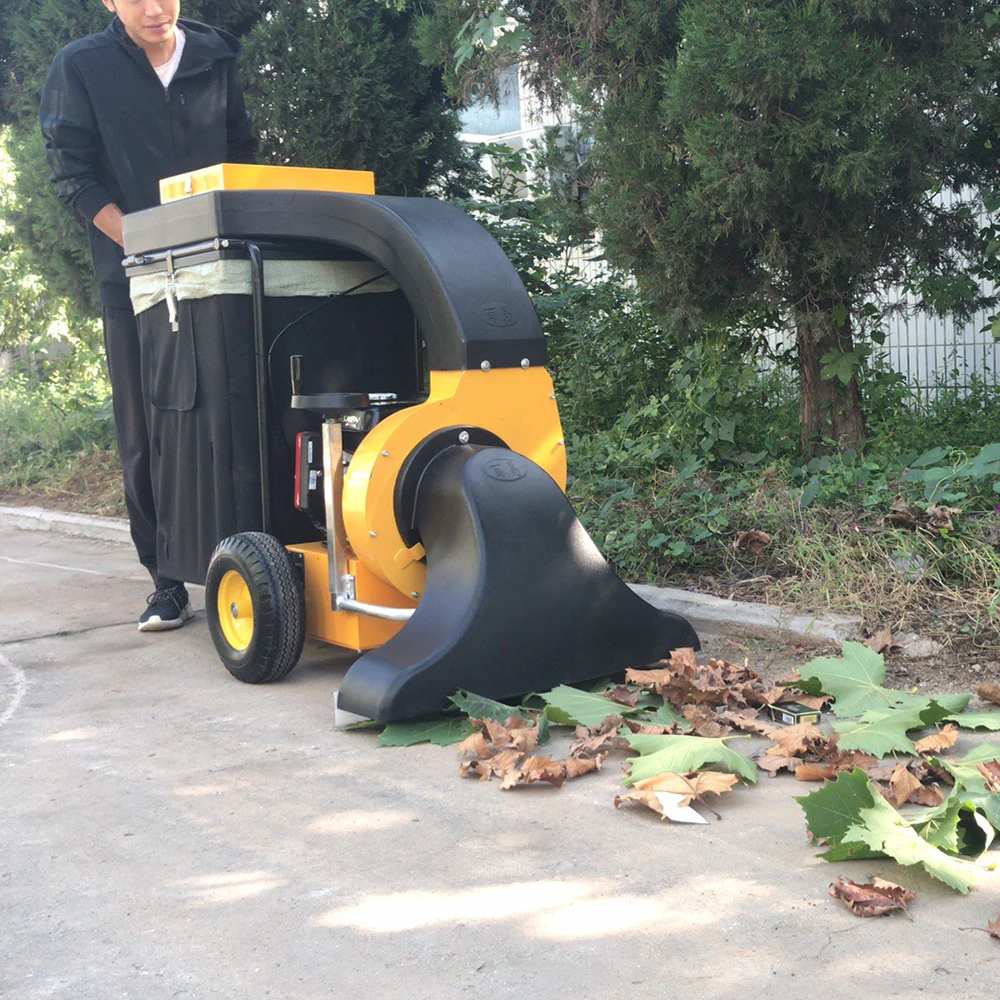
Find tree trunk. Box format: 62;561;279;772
796;310;866;457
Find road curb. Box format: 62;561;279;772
1;503;938;657
629;583;861;651
0;505;132;546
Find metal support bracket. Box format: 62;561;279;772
322;417;415;624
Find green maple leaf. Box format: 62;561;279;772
945;710;1000;731
449;690;531;723
842;795;979;893
799;643;898;717
625;733;758;785
918;693;972;724
800;644;970;723
932;744;1000;829
911;794;965;854
542;685;642;727
648;702;686;727
378;717;474;747
795;768;884;861
830;706;924;756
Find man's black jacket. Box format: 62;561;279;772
40;17;256;308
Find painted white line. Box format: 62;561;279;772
0;554;147;582
0;651;27;729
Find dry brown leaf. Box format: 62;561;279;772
604;685;640;708
625;666;673;692
766;722;826;758
670;647;699;671
790;693;833;712
865;627;899;655
622;719;678;736
829;877;916;918
926;503;963;531
717;710;777;737
989;915;1000;940
614;788;670;818
977;681;1000;707
631;770;740;808
820;749;880;774
518;755;566;788
795;764;838;782
457;732;490;757
484;718;514;749
460;747;523;782
564;754;606;779
914;724;959;755
733;530;772;555
682;704;733;738
757;754;801;776
977;760;1000;793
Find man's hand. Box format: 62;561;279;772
93;203;125;248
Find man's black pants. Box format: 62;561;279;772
103;305;158;584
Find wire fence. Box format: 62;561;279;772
882;281;997;401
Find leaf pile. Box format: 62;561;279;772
359;641;1000;907
458;714;605;790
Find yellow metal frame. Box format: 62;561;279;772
159;163;376;204
342;366;566;598
286;543;416;650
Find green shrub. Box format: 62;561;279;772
0;350;114;491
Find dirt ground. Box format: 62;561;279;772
686;625;1000;703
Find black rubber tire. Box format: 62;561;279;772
205;532;305;684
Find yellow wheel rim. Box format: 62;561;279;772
217;570;254;651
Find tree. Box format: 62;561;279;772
240;0;464;196
421;1;1000;455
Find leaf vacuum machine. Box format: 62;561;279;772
121;164;699;722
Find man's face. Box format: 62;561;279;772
102;0;180;50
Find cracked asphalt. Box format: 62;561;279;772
1;524;998;998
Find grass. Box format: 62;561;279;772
0;358;123;516
572;465;1000;652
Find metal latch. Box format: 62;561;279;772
165;249;179;332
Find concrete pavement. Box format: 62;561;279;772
1;525;998;999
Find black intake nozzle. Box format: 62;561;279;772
336;446;699;721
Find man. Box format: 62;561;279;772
40;1;256;631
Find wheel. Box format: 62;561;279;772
205;532;305;684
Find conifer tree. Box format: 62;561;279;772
240;0;463;196
424;0;1000;454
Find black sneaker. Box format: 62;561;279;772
138;584;194;632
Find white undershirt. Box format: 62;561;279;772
153;27;186;88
